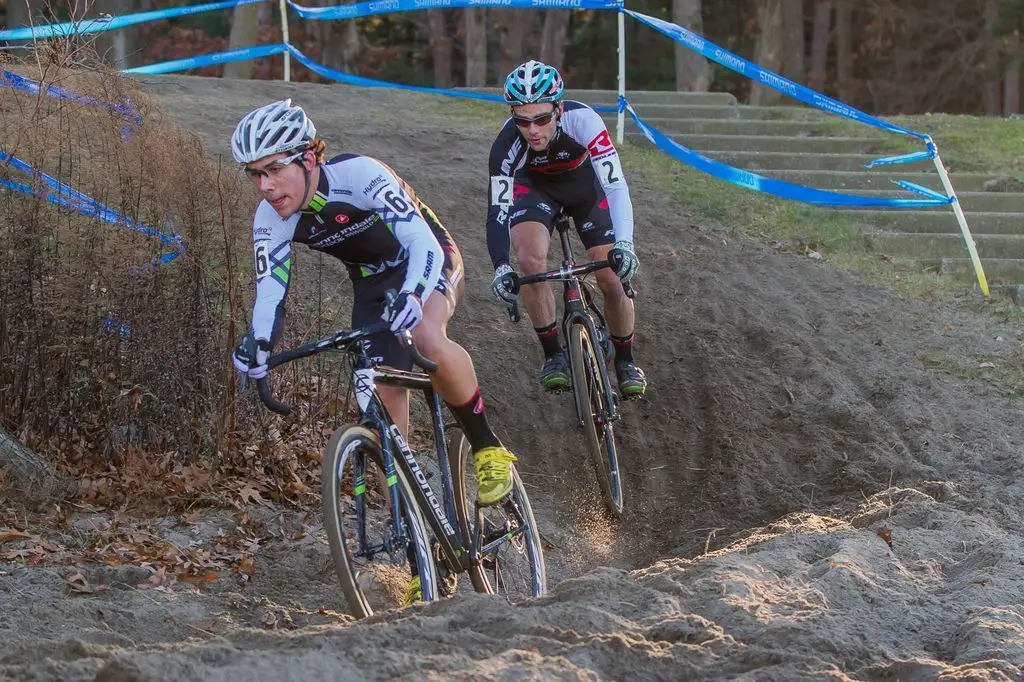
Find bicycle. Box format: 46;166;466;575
246;306;546;618
499;212;635;518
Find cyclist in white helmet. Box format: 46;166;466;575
486;60;646;399
230;101;520;602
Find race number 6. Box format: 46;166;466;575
254;242;269;279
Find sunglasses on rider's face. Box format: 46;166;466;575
243;150;306;180
513;107;558;129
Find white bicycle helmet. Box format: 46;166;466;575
231;99;316;164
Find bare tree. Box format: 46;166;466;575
428;9;453;87
312;1;363;81
465;8;487;86
94;0;137;69
750;0;784;105
223;2;262;80
539;11;570;70
4;0;37;49
673;0;710;91
781;0;804;83
495;11;527;83
983;0;1001;115
808;0;832;92
835;0;853;101
1005;29;1020;115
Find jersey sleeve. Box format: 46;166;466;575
250;202;298;345
350;157;444;302
486;121;523;269
571;107;635;244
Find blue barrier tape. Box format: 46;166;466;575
625;10;930;142
893;180;953;202
0;0;266;41
2;150;185;251
123;43;287;74
288;0;620;21
625;104;951;208
864;150;935;169
1;69;141;134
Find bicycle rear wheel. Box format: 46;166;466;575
568;322;624;518
322;425;439;618
449;428;547;602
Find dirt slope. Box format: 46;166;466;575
2;74;1022;681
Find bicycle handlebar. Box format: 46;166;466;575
247;290;438;416
503;258;635;323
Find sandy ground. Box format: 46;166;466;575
2;74;1023;681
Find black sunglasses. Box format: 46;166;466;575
513;107;558;128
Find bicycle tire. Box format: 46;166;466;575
448;428;547;601
568;323;624;518
322;425;439;618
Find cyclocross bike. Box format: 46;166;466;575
246;308;546;618
499;211;635;518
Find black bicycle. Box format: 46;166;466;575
246;311;546;618
500;213;634;518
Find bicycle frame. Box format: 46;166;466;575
347;353;472;575
548;220;621;428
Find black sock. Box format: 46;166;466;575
447;390;501;451
534;322;563;359
612;332;636;366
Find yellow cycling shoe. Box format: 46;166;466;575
474;446;517;506
403;575;422;607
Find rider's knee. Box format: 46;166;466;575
512;222;548;274
411;321;446;358
596;267;627;300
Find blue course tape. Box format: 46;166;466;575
0;0;266;41
624;105;951;208
1;69;141;136
285;44;616;111
288;0;621;21
123;43;287;75
625;10;931;143
1;150;185;264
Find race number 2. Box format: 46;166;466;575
490;176;513;207
599;155;624;185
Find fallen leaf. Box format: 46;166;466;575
0;529;32;543
879;254;893;262
807;251;823;260
232;556;255;576
261;611;279;629
66;572;108;595
978;362;995;369
178;570;219;585
876;524;894;550
237;486;268;506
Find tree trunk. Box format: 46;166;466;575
1005;31;1020;116
834;0;853;101
495;11;527;85
983;0;1001;116
427;9;454;88
4;0;36;48
808;0;832;92
673;0;710;91
750;0;785;105
94;0;137;69
223;1;262;80
0;426;76;509
781;0;804;83
539;11;571;71
465;8;487;86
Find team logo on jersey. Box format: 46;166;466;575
335;213;350;224
587;130;615;158
556;150;571;160
513;184;531;201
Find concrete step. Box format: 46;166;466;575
615;117;847;136
460;87;738;106
622;131;878;154
839;210;1024;236
705;150;907;172
925;258;1024;284
845;191;1024;214
866;232;1024;259
761;170;998;192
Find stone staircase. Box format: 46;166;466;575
468;87;1024;293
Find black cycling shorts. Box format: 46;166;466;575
506;167;615;250
351;203;463;370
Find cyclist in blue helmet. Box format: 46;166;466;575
487;60;647;399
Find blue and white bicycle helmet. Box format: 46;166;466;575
503;60;565;106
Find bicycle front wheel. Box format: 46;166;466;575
322;425;439;618
449;428;547;602
568;323;624;518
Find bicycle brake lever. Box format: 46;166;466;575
623;281;636;299
507;302;520;323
